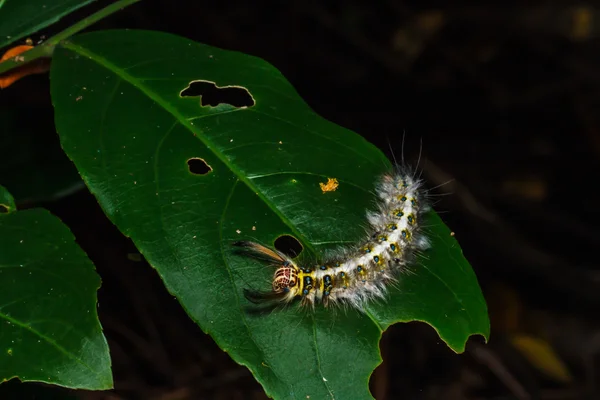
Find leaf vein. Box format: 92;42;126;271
0;311;101;378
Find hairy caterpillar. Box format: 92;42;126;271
233;165;431;310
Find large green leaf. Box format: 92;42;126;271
0;0;97;49
50;30;489;399
0;184;112;389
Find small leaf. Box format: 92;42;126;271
0;0;97;49
0;186;112;390
50;30;488;399
510;334;572;383
0;184;16;213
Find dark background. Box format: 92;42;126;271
1;1;599;399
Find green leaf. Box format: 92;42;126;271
0;184;16;213
50;30;489;399
369;211;489;348
0;185;112;390
0;0;97;49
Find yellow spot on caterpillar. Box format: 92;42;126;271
318;276;325;292
319;177;339;193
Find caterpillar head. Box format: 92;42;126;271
233;241;299;305
273;261;299;292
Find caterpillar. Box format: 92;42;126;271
233;165;431;310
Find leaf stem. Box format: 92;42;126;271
0;0;142;75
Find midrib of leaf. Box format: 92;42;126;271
248;171;368;192
60;40;368;398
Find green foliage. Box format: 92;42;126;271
0;184;16;213
0;1;489;396
0;0;97;49
0;185;112;389
47;30;489;399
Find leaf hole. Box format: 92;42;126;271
0;204;8;213
180;80;255;108
187;158;213;175
274;235;303;258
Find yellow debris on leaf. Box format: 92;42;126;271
319;178;339;193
